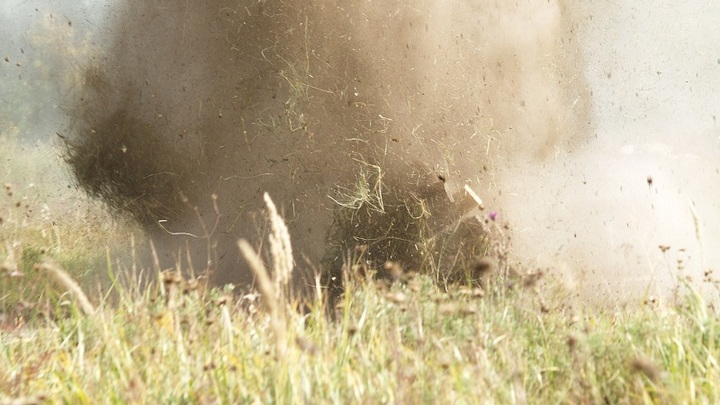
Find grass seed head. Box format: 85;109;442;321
630;356;661;383
386;291;407;304
460;306;478;316
383;261;404;282
295;337;318;355
346;323;359;336
161;270;183;286
438;303;458;315
566;334;579;351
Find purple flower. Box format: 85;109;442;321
488;211;498;221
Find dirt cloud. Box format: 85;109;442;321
497;1;720;303
62;1;590;292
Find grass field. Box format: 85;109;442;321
1;136;719;404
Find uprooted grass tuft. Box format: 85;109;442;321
324;165;508;307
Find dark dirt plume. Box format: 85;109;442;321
62;1;590;294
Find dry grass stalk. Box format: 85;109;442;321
263;192;294;299
238;239;286;356
688;200;705;270
238;240;277;314
37;260;95;315
0;395;48;405
236;194;295;356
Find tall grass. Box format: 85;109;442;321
1;178;718;403
1;258;718;403
0;134;137;321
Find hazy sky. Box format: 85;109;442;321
1;0;110;141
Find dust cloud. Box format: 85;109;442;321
4;1;717;302
58;0;590;292
498;1;720;303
